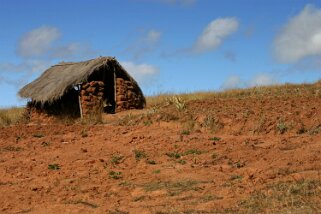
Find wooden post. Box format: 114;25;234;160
114;68;117;110
77;84;83;119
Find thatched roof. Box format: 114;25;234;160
19;57;142;104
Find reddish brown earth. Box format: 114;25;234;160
0;87;321;213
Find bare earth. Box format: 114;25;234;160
0;89;320;213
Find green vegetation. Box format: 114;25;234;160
146;159;156;165
109;171;123;179
48;164;60;170
111;154;124;165
2;146;23;152
143;180;201;196
33;133;45;138
134;150;147;160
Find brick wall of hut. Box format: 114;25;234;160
115;77;144;112
80;81;104;118
80;78;144;117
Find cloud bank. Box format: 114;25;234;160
221;73;277;90
121;61;160;86
274;4;321;63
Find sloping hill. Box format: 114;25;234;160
0;81;320;213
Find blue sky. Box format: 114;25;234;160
1;0;321;107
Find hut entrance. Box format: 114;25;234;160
85;66;116;114
102;68;116;113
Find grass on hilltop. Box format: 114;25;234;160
0;107;25;127
0;80;320;126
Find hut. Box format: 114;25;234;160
19;57;146;119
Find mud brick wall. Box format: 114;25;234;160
81;81;104;118
115;78;144;112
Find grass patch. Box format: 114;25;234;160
238;179;321;213
201;195;224;202
41;141;51;147
109;171;123;180
209;137;221;141
66;200;98;208
111;154;124;165
0;107;25;126
134;150;147;160
181;130;190;135
2;146;23;152
48;164;60;170
33;133;45;138
146;159;156;165
143;180;202;196
182;149;203;156
230;175;243;181
276;120;288;134
153;169;161;174
165;152;181;159
177;159;187;165
80;130;88;137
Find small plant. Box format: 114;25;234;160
2;146;23;152
277;120;288;134
48;164;60;170
167;96;186;111
209;137;221;141
41;141;51;147
109;171;123;179
143;120;152;126
134;150;147;160
146;159;156;165
182;149;203;156
133;196;146;202
181;130;190;135
235;161;245;168
33;133;44;138
111;154;124;165
202;115;223;132
81;130;88;137
153;169;161;174
211;153;218;159
230;175;243;181
166;152;181;159
177;159;187;165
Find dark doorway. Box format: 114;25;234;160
86;65;116;114
102;67;115;113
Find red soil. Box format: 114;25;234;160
0;91;320;213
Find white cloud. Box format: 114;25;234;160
121;61;159;85
146;30;162;44
194;18;239;53
17;26;60;58
16;26;96;60
125;29;162;60
50;43;96;59
221;73;277;90
221;75;242;89
274;4;321;63
1;25;97;90
249;73;276;87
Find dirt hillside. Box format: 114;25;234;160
0;82;320;213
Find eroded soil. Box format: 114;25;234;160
0;93;320;213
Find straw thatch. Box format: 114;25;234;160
19;57;144;104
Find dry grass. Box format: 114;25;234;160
237;179;321;213
0;107;25;126
146;81;321;107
